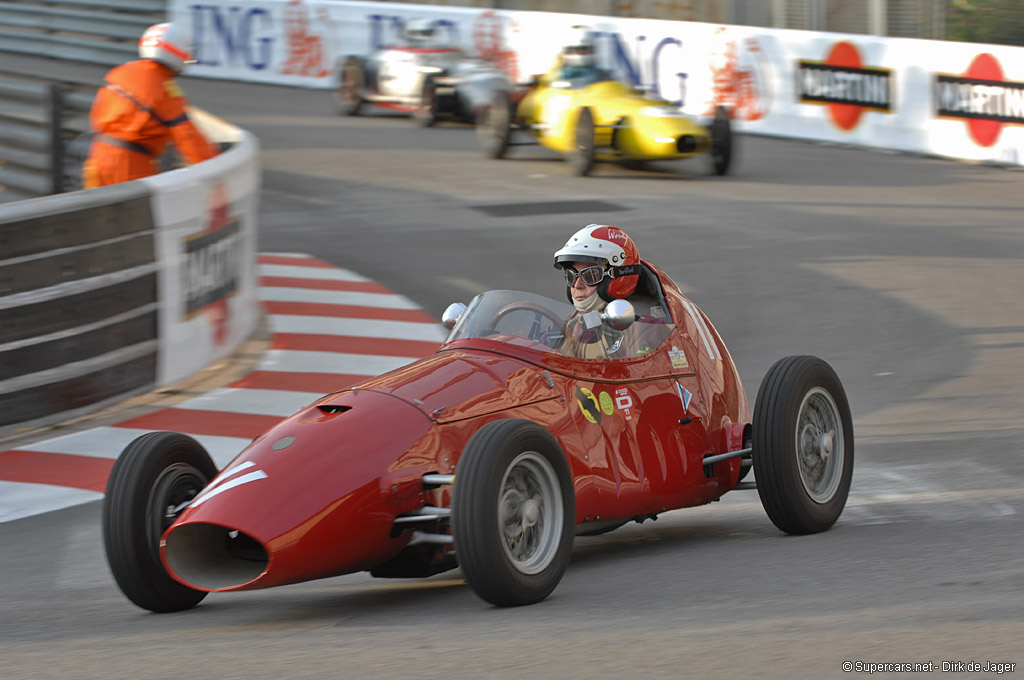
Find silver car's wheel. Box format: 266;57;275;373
334;56;364;116
708;105;732;175
752;355;854;535
453;419;575;606
477;90;512;159
498;452;564;574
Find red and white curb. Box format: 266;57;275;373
0;253;446;524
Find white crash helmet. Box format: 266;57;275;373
553;224;642;301
139;22;195;74
562;26;595;68
403;18;436;44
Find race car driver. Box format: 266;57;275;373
83;22;218;189
548;26;611;86
553;224;667;359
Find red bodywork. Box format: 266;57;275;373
160;263;750;592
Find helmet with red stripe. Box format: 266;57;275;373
139;23;195;74
553;224;642;302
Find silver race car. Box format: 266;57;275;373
334;21;513;127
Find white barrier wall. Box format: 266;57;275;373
173;0;1024;166
142;112;262;386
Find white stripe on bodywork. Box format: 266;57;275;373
190;468;267;508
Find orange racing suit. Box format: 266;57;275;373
83;59;218;188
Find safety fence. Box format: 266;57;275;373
0;69;96;203
0;0;164;65
0;113;261;435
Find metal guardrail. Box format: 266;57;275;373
0;70;95;202
0;0;166;202
0;0;164;65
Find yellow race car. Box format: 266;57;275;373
477;71;732;177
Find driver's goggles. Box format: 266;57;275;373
563;265;608;287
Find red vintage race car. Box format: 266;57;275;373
103;261;853;611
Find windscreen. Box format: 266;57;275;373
444;290;674;361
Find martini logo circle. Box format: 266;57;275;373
798;41;893;131
935;53;1024;147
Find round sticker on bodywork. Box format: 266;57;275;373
599;391;615;416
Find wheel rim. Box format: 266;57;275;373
146;463;207;553
497;451;563;574
794;387;844;503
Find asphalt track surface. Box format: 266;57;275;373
2;67;1023;679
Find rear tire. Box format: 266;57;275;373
334;56;364;116
414;75;438;127
103;432;217;612
453;419;575;606
568;107;596;176
752;356;853;534
477;91;512;159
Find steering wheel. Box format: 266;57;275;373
490;302;567;344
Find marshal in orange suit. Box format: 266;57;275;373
83;23;218;189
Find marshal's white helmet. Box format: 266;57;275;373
139;23;195;74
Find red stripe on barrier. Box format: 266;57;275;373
270;333;439;357
258;255;335;268
114;409;282;439
231;370;368;393
0;450;113;493
262;301;437;323
259;276;393;294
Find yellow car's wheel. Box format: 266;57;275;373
709;105;732;176
478;91;512;159
568;107;595;176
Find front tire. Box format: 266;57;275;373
477;90;512;159
414;75;438;127
453;419;575;606
752;356;854;534
103;431;217;612
568;107;596;176
334;56;364;116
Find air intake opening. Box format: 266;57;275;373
677;135;697;153
164;523;268;591
318;405;352;414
